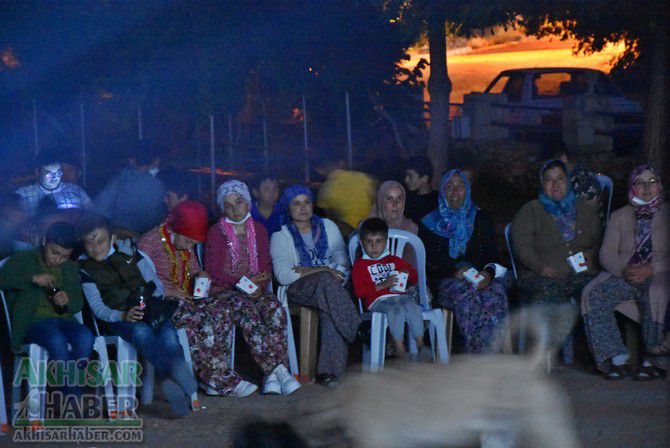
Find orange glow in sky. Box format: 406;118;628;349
402;37;627;103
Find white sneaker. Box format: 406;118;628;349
198;381;220;396
262;372;282;395
273;364;301;395
230;380;258;398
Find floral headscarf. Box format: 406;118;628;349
421;170;478;259
628;165;663;265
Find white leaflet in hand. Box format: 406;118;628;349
389;271;409;293
567;252;588;273
236;275;259;295
463;267;484;286
193;276;212;299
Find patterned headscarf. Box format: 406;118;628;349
628;165;664;265
422;170;478;259
217;180;259;274
279;184;329;267
216;180;252;210
368;180;418;234
538;159;577;242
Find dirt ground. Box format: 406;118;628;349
1;359;667;448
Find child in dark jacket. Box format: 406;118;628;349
352;218;423;358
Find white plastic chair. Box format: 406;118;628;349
348;230;449;372
505;223;572;372
596;174;614;223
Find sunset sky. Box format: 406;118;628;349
402;36;627;103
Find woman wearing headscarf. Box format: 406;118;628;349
369;180;419;234
419;170;508;353
204;180;301;395
511;160;601;343
270;185;361;387
581;165;668;380
137;201;250;398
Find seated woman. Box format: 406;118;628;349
270;185;361;387
203;181;300;395
0;222;93;404
581;165;668;380
419;170;508;353
369;180;418;235
138;200;286;397
511;159;601;344
78;214;196;417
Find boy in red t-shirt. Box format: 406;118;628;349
352;218;423;358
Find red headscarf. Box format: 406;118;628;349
166;200;209;242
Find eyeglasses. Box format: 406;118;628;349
633;178;659;188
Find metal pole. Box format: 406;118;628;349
209;114;216;209
138;105;143;140
345;91;353;169
302;95;310;183
79;97;87;187
195;121;203;200
227;113;233;162
32;100;39;156
262;118;269;172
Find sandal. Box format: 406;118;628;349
604;363;631;380
634;365;664;381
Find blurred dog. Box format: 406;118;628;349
302;304;580;448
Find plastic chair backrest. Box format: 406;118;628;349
348;229;430;310
596;174;614;223
504;223;518;281
0;257;12;340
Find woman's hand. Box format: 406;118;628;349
32;273;56;288
52;290;69;306
195;271;210;279
123;305;144;322
624;263;653;284
541;266;559;279
250;272;271;285
475;271;492;291
453;267;468;280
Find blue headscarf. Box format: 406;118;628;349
538;160;577;241
421;170;478;259
279;184;330;267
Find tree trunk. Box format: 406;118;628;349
426;8;451;189
643;26;668;172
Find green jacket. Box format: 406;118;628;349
0;248;84;350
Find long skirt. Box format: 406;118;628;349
287;271;361;379
172;291;287;395
439;278;508;353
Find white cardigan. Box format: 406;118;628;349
270;218;350;286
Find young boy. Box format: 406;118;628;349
78;213;196;417
0;222;93;408
250;173;282;235
403;156;438;224
352;218;423;358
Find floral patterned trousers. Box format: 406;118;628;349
439;278;508;353
172;291;288;395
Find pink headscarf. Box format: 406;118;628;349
368;180;418;234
